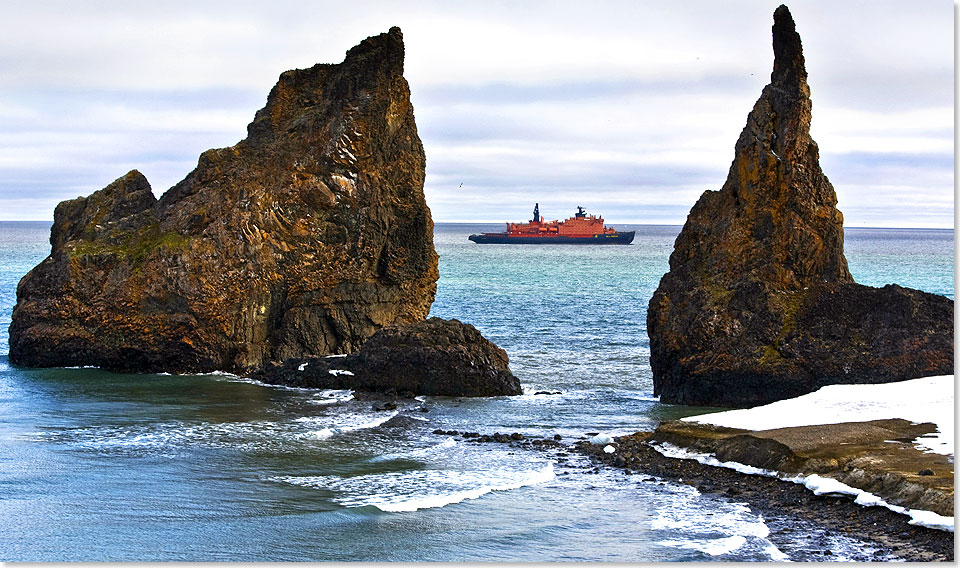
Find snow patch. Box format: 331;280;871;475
683;375;954;457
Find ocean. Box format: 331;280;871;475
0;221;952;561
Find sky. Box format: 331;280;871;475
0;0;953;227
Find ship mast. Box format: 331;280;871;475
532;203;540;224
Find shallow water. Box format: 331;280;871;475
0;221;952;561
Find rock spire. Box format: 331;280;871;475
10;27;439;374
647;6;953;407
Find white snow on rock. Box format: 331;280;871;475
652;442;955;533
328;369;355;376
683;375;954;457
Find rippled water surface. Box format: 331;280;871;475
0;221;952;561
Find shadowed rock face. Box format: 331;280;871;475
647;6;953;407
252;317;522;397
9;27;439;374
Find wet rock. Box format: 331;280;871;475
253;317;521;396
646;6;953;407
10;27;438;374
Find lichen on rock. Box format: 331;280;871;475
9;27;439;374
647;5;953;407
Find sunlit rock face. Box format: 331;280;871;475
647;6;953;407
10;27;439;373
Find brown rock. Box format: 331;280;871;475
253;317;522;397
647;6;953;407
9;27;438;373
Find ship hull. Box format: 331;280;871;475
468;231;635;244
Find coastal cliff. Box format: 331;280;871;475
647;6;953;407
9;27;439;374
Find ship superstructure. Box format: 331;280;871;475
469;204;635;244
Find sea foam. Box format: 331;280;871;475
273;462;556;513
649;479;786;560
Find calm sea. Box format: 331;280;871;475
0;221;952;561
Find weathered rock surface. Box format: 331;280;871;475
650;418;954;517
647;6;953;407
253;317;522;396
9;27;438;373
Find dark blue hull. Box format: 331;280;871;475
468;231;635;244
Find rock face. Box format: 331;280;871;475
647;6;953;407
253;318;522;397
9;27;439;373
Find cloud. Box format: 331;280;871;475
0;0;951;227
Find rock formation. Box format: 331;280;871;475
647;6;953;407
9;27;439;374
253;317;522;397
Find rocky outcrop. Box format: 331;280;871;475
650;418;954;517
253;318;522;397
647;6;953;407
9;27;439;373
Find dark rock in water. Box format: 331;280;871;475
253;317;522;397
9;27;438;374
647;6;953;407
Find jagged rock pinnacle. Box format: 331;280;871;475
646;6;953;407
771;5;806;88
10;29;439;373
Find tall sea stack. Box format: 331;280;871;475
647;6;953;407
9;27;439;374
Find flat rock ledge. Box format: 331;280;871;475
650;419;953;517
252;317;522;397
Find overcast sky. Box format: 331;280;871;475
0;0;953;227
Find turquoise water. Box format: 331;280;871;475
0;222;952;561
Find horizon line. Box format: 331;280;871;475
0;219;953;231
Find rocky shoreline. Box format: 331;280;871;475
575;432;954;562
416;413;952;561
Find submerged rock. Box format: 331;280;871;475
647;6;953;407
253;317;522;397
10;27;438;373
